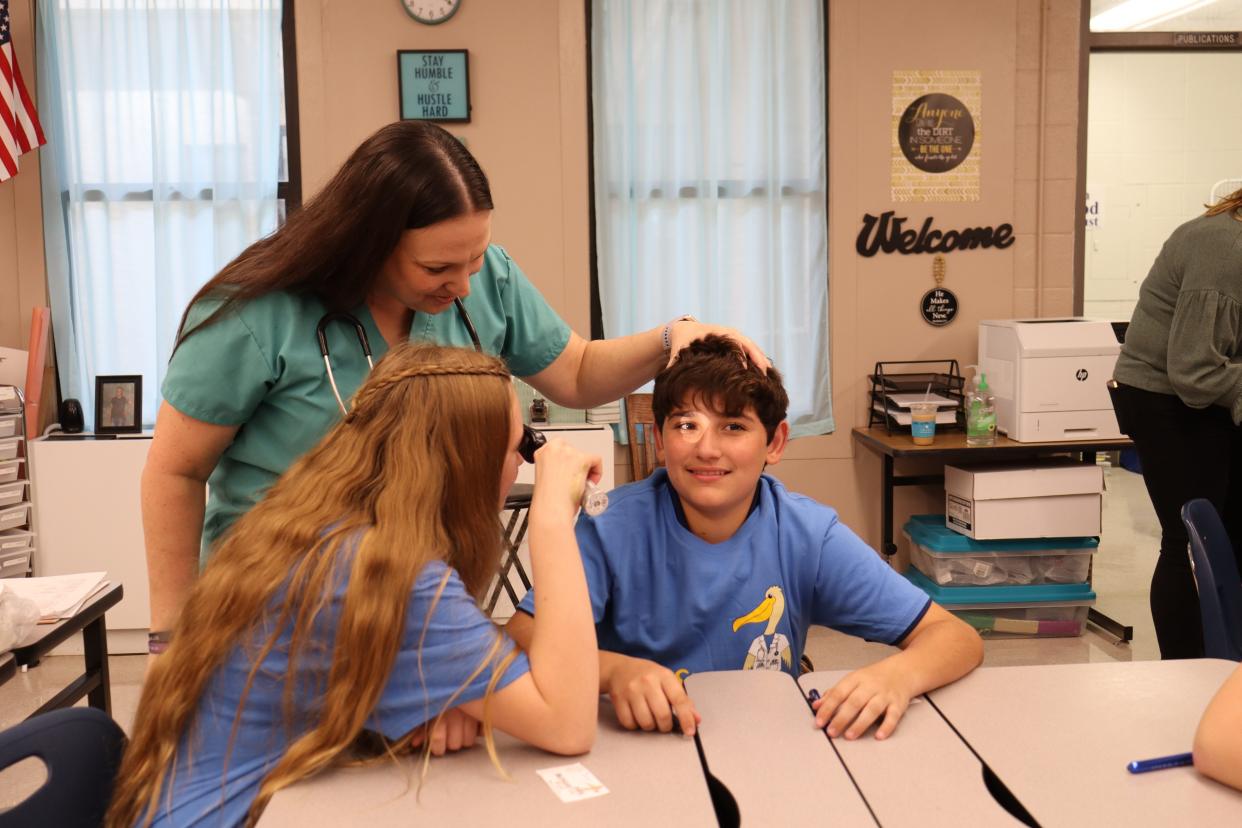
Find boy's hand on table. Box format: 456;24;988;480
409;707;480;755
812;658;917;740
603;653;701;736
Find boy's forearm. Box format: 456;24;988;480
598;649;633;694
507;611;625;695
504;610;534;650
893;618;983;695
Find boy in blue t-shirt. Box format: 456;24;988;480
508;336;982;740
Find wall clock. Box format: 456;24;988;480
402;0;461;25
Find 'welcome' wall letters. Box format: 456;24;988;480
856;211;1015;257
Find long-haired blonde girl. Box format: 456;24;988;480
108;343;600;827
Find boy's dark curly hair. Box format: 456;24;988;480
652;334;788;441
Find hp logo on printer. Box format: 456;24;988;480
1075;368;1089;381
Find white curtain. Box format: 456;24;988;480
592;0;831;436
37;0;283;427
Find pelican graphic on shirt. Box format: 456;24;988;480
731;585;792;671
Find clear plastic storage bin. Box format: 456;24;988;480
903;514;1097;586
0;481;27;508
0;503;31;532
0;438;18;462
0;459;21;484
0;528;34;553
0;545;31;578
0;414;18;439
906;569;1094;638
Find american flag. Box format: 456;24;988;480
0;0;45;182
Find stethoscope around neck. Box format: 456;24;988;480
316;298;482;416
315;301;609;516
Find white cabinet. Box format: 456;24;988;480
28;436;151;654
515;423;616;491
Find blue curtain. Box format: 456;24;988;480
37;0;283;427
592;0;832;436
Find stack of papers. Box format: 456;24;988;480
873;392;960;425
587;401;621;424
0;572;110;623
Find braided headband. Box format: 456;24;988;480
346;363;511;421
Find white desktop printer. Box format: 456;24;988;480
978;318;1122;442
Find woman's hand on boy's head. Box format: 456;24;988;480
812;659;918;741
667;320;770;373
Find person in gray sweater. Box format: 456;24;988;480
1111;186;1242;660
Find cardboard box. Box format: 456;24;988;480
944;462;1103;540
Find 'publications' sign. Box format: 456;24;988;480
1173;32;1239;46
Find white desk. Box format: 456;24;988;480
259;702;716;827
685;670;876;826
799;670;1020;826
928;659;1242;824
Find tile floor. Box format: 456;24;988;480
0;464;1165;808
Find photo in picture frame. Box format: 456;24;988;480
94;375;142;434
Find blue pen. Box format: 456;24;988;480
1126;752;1194;774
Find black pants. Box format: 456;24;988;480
1111;382;1242;659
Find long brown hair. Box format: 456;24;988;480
107;343;517;827
178;120;494;343
1205;185;1242;219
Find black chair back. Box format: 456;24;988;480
1181;498;1242;661
0;707;126;828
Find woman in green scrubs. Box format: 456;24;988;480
142;120;764;647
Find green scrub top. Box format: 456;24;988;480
161;245;572;563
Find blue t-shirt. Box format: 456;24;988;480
150;557;529;827
518;470;930;677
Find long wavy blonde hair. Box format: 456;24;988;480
1205;185;1242;219
107;343;520;827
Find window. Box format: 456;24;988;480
36;0;295;426
589;0;831;435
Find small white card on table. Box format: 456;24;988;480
535;762;609;803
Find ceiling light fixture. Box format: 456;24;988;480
1090;0;1218;31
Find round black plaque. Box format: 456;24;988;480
921;287;959;327
898;94;975;173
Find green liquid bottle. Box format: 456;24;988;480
966;371;997;447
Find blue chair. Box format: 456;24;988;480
1181;498;1242;661
0;707;126;828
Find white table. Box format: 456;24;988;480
799;670;1021;826
928;659;1242;824
685;669;876;826
259;701;716;827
